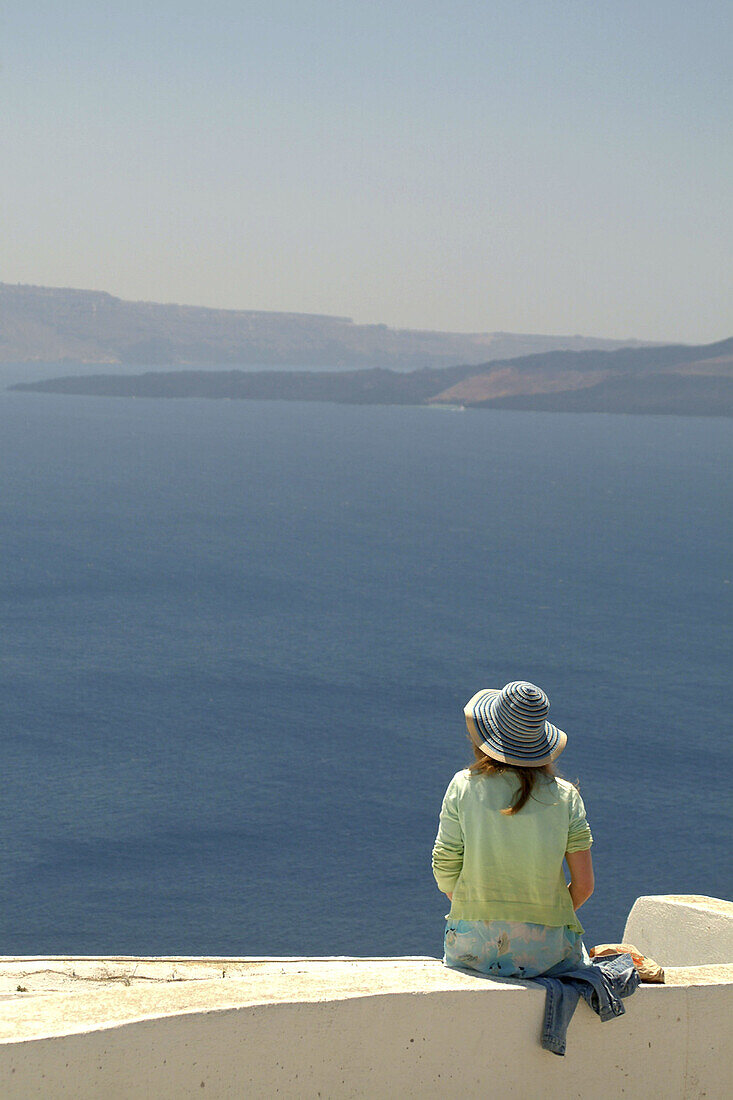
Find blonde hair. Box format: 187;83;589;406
468;741;556;815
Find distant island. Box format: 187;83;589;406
0;282;650;370
11;337;733;416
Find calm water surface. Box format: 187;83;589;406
1;372;731;955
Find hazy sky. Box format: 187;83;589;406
2;1;731;341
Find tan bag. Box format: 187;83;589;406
590;942;665;983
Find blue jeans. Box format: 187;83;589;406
529;952;640;1055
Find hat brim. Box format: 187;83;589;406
464;687;567;767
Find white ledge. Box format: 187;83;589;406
0;895;730;1098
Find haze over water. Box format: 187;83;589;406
1;378;731;955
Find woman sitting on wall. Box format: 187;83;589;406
432;680;595;978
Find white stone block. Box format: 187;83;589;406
623;895;733;966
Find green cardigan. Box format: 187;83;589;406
431;769;593;934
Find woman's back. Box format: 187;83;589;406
432;768;591;932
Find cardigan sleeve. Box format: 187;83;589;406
431;775;465;893
566;785;593;853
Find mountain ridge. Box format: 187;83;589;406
0;282;652;369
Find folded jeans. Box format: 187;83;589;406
529;952;640;1056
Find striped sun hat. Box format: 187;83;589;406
464;681;567;767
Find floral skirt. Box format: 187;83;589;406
444;918;590;979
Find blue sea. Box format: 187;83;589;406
1;362;731;958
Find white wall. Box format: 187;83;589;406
1;981;731;1100
0;895;731;1099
